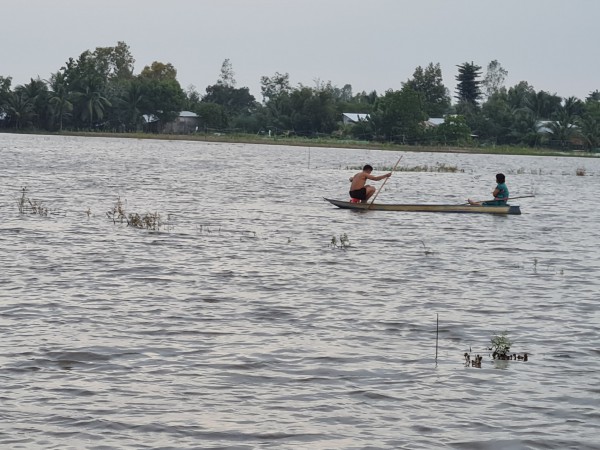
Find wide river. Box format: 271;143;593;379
1;133;599;449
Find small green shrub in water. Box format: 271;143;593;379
465;331;528;366
490;331;512;358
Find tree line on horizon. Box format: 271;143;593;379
1;41;599;150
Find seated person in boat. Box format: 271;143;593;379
468;173;509;206
348;164;391;202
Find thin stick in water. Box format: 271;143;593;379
436;313;439;363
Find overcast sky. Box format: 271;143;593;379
3;0;598;102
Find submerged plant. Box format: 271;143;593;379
396;163;463;173
419;240;434;256
107;197;127;224
331;233;350;250
465;331;528;366
128;212;163;230
345;163;463;173
107;197;164;231
490;331;512;358
17;187;49;216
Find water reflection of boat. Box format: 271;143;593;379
324;198;521;215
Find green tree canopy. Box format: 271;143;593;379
369;85;426;143
138;76;186;126
455;61;482;106
404;62;450;117
92;41;135;81
140;62;178;81
482;60;508;99
288;86;337;135
260;72;291;103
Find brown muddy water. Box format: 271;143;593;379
1;133;599;449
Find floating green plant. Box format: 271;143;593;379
464;331;528;367
490;331;512;359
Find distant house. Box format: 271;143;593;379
342;113;369;125
535;120;554;134
142;113;160;133
424;117;445;128
536;120;584;149
163;111;200;134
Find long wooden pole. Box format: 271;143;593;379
465;194;535;205
368;155;403;208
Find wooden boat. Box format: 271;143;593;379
324;198;521;215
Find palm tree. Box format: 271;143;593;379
16;78;49;129
72;80;111;129
117;80;144;131
48;72;73;131
586;90;600;102
524;90;562;120
5;91;34;129
547;109;578;149
509;109;539;147
577;114;600;150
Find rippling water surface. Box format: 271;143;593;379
1;133;599;449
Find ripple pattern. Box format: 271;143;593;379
1;133;599;449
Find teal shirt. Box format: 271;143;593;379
483;183;509;206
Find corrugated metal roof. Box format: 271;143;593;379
342;113;369;122
179;111;199;118
427;118;445;126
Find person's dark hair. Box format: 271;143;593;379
363;164;373;172
496;173;505;183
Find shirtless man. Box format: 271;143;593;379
349;165;392;202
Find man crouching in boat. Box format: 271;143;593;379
468;173;509;206
349;164;392;203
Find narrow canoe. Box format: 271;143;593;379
324;198;521;215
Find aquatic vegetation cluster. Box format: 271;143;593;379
512;167;591;176
345;163;463;173
490;330;512;358
106;197;163;231
532;257;564;275
330;233;350;250
17;187;48;216
464;331;529;368
17;189;164;231
196;224;257;239
15;189;265;238
395;163;463;173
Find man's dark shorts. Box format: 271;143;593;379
349;188;367;200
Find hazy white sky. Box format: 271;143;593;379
3;0;598;101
